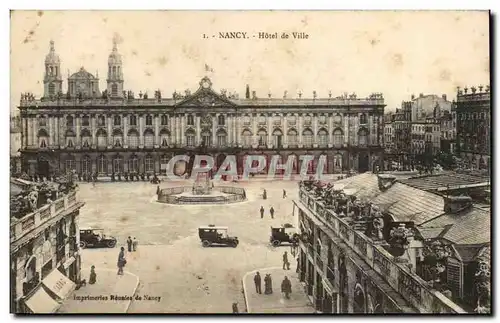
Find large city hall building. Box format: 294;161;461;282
18;40;385;177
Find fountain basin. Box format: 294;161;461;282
157;186;247;205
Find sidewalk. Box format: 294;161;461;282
58;267;139;314
242;267;315;313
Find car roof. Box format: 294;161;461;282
199;226;228;230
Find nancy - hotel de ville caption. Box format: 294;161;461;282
204;31;310;39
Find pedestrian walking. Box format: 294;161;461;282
283;251;290;270
232;302;239;313
260;206;265;219
254;272;262;294
281;276;292;299
126;236;133;252
283;189;287;199
89;265;97;284
132;237;138;251
270;207;275;219
117;247;126;275
264;274;273;294
263;189;267;200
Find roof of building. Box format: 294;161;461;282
333;173;382;201
372;182;445;224
420;206;490;245
399;172;490;192
69;67;96;80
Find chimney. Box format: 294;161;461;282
442;94;447;101
443;195;473;213
377;174;397;191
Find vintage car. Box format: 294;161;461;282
198;225;239;248
79;228;117;249
270;223;299;247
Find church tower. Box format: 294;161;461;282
107;39;124;98
43;40;63;98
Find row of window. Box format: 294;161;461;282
66;156;154;174
458;112;489;120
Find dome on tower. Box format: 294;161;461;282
45;40;60;64
108;39;122;64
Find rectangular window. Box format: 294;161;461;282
145;158;154;173
113;159;123;173
217;135;226;146
65;160;76;172
288;135;297;147
114;116;121;126
319;135;328;147
146;115;153;126
187;136;195;147
128;136;139;148
243;135;252;147
187;115;194;126
303;135;313;147
144;135;154;148
129;116;137;126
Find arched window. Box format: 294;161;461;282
82;115;90;127
65;156;76;172
217;129;227;147
333;129;344;147
358;128;368;146
96;129;107;148
113;115;121;126
66;116;74;127
145;115;153;126
81;156;92;174
287;129;298;147
112;129;123;147
273;129;283;148
38;129;49;148
38;116;47;127
113;155;123;174
218;115;225;126
65;130;76;148
144;129;155;148
81;129;91;148
201;130;212;146
98;115;106;127
258;129;267;146
318;129;328;147
159;129;170;147
97;155;107;174
303;129;313;147
48;83;55;96
128;129;139;148
144;155;154;173
186;129;196;147
242;129;252;147
129;115;137;126
187;115;194;126
359;113;367;125
160;114;168;126
111;84;118;96
128;155;139;173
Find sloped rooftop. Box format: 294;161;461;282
399;172;490;192
333;173;382;201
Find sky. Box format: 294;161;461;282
10;10;490;114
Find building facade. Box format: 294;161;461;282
11;116;22;175
19;40;386;178
455;85;491;170
10;188;85;313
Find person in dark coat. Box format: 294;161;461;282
270;207;275;219
281;276;292;299
260;206;264;219
283;251;290;270
283;189;287;198
264;274;273;294
254;272;262;294
263;189;267;200
232;302;239;313
117;247;126;275
89;265;97;284
126;237;133;252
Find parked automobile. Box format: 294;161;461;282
79;228;117;249
198;225;239;248
270;223;299;247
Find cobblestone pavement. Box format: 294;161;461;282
75;180;303;313
242;267;315;313
58;267;139;313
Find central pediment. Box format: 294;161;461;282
174;77;237;107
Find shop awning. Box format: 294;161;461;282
24;286;60;314
42;269;76;300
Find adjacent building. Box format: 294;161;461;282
293;172;490;313
18;40;386;178
455;85;491;170
10;183;85;313
11;116;22;175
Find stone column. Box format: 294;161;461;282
48;116;53;146
283;113;288;146
139;115;144;146
32;116;38;147
76;114;81;146
21;117;26;148
252;114;258;145
298;114;303;146
212;113;217;146
313;114;318;145
328;114;334;145
196;115;201;145
234;114;239;146
92;115;97;146
354;115;359;145
267;114;273;146
344;114;349;145
227;115;232;146
170;116;175;144
26;118;32;146
123;114;128;144
180;115;185;146
107;115;112;146
154;115;159;145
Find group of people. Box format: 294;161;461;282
115;237;139;275
253;272;293;299
126;237;139;252
259;206;275;219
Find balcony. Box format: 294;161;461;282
298;188;467;314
